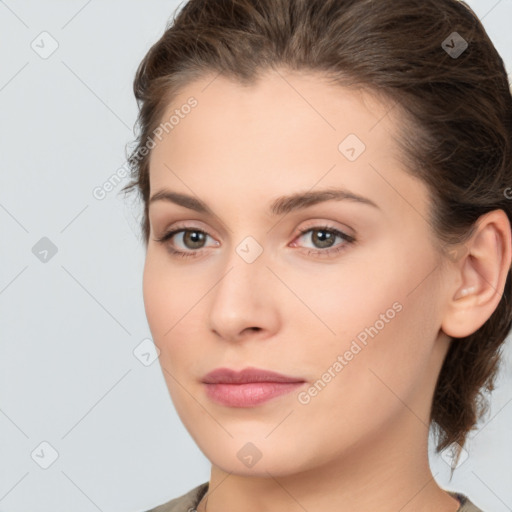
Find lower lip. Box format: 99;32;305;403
203;382;305;407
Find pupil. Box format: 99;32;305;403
314;230;334;248
185;231;205;249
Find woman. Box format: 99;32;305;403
122;0;512;510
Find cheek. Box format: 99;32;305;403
299;248;438;388
142;252;186;344
142;253;167;338
352;274;438;428
286;255;403;357
142;252;204;369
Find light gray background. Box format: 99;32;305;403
0;1;511;511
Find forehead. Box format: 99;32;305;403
147;69;427;222
151;69;400;158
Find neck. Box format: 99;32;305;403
198;410;460;512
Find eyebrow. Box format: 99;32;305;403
149;187;380;216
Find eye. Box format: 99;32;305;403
292;225;356;257
154;226;218;258
153;224;356;259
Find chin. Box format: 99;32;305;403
194;433;315;477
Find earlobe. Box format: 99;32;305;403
441;210;512;339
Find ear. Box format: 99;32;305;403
441;209;512;339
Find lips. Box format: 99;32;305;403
201;367;306;407
201;366;305;384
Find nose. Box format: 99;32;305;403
207;247;280;343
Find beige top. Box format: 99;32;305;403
145;482;485;512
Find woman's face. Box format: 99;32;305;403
143;69;453;476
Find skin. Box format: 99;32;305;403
143;69;511;512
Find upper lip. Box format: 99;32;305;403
201;367;305;384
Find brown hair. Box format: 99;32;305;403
122;0;512;468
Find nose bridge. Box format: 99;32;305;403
215;233;268;303
207;232;274;336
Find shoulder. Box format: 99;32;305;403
144;485;487;512
448;490;486;512
144;482;209;512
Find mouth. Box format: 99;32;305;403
201;367;306;407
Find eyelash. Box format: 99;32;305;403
154;224;356;259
